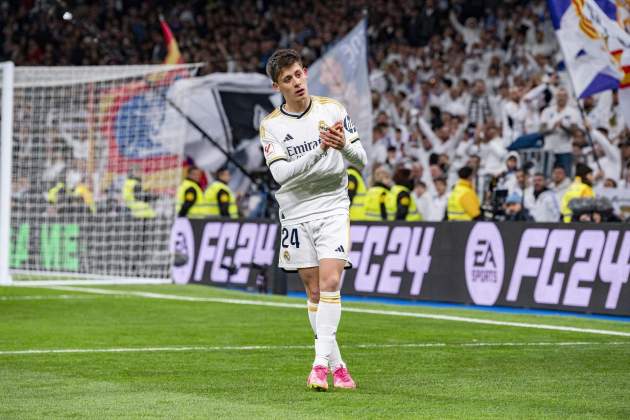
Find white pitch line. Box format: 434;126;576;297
0;341;627;356
47;286;630;338
0;294;124;301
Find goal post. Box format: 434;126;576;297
0;62;14;285
1;64;198;285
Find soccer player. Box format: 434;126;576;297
260;49;367;391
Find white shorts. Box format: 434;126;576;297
278;214;351;271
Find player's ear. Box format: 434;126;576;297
303;67;308;77
272;81;279;91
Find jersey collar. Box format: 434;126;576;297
280;97;313;119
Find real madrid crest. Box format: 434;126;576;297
283;250;290;262
319;120;329;132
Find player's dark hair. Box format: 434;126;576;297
266;49;303;83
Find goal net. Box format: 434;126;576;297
0;63;198;284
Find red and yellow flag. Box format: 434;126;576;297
159;16;183;65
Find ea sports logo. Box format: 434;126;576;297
465;222;505;305
170;218;195;284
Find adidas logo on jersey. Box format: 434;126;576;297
335;245;345;253
283;134;294;142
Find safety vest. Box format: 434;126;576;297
123;178;156;219
47;182;65;204
561;177;594;222
48;181;96;213
177;179;209;218
447;179;477;221
205;181;238;218
347;167;367;221
364;185;393;221
388;184;422;221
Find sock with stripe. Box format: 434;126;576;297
308;300;345;370
313;291;342;368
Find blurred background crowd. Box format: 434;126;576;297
1;0;628;222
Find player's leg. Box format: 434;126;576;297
311;215;356;389
298;265;347;375
314;258;345;367
297;266;319;336
280;223;329;390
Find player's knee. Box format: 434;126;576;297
309;289;320;303
319;273;340;292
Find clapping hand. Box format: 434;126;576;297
320;122;345;150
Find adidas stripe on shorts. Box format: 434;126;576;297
278;214;351;271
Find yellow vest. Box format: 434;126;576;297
347;167;367;221
74;183;96;214
364;185;393;221
48;181;96;214
47;182;65;204
447;180;476;221
205;181;238;218
388;184;422;221
176;179;209;218
123;178;155;219
561;177;594;222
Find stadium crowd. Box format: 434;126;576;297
2;0;629;222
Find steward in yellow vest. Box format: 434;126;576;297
347;166;367;221
363;165;393;221
48;179;96;214
177;166;210;218
561;163;594;222
389;168;422;221
204;167;238;218
123;176;156;219
447;166;481;221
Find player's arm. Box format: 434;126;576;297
340;138;367;169
322;109;367;168
261;123;327;185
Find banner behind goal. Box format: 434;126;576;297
0;63;198;284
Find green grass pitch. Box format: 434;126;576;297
1;284;629;419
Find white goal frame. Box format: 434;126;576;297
0;63;200;286
0;61;14;285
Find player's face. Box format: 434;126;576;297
274;63;309;102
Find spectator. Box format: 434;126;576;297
429;176;449;221
504;192;534;221
467;80;496;128
550;164;571;204
540;87;580;176
524;172;561;222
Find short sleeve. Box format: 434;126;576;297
260;122;288;166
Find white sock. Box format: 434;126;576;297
313;291;341;368
308;300;345;370
307;300;318;337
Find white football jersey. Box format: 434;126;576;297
259;96;360;224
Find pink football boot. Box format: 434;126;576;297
307;365;329;391
332;366;356;389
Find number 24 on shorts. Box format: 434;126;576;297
281;228;300;248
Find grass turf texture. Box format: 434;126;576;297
0;284;629;419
